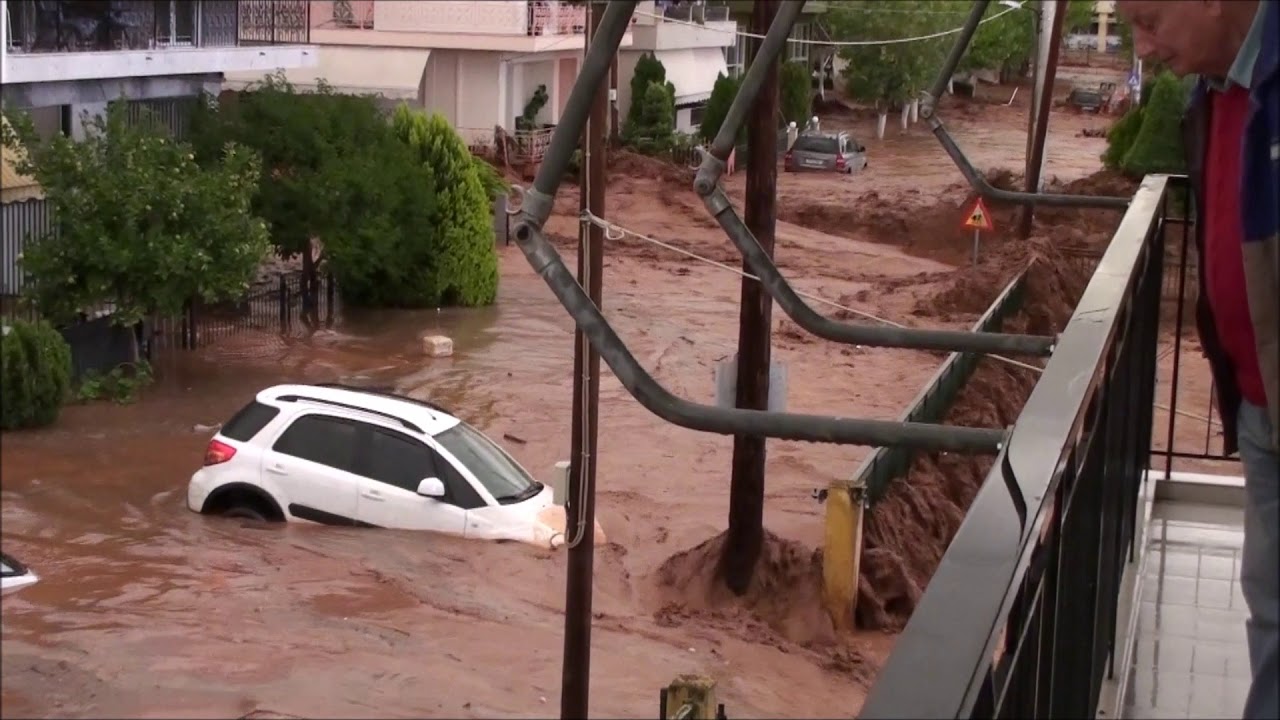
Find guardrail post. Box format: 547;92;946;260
822;477;867;632
662;675;719;720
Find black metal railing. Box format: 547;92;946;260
2;0;306;53
861;175;1173;719
237;0;310;46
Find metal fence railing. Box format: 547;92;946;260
3;271;339;362
861;175;1173;719
0;198;53;297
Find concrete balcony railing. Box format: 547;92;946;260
310;0;636;38
4;0;310;54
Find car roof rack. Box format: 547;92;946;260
277;394;424;434
312;383;452;415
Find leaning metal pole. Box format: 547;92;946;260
507;0;1007;453
692;1;1056;357
560;3;607;716
919;0;1129;209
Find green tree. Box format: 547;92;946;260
624;53;676;144
1122;71;1186;177
1102;105;1143;171
187;73;395;301
779;61;812;127
831;1;948;119
699;72;741;144
391;106;499;306
0;319;72;430
2;103;268;327
628;81;677;153
317;133;447;308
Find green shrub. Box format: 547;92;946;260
391;106;498;306
1122;71;1187;178
779;61;812;127
1102;106;1144;171
624;54;676;147
700;72;741;144
1;320;72;430
630;82;676;149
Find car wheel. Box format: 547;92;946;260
222;504;268;521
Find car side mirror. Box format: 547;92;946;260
416;477;446;498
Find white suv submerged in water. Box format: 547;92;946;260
1;552;38;596
187;384;594;548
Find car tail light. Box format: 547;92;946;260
204;439;237;466
835;153;846;169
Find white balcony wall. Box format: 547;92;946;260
3;45;317;85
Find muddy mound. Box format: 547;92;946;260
609;149;694;189
912;237;1085;320
652;529;835;648
857;242;1090;630
779;168;1133;265
859;242;1087;629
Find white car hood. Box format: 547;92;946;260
467;485;606;549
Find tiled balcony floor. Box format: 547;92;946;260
1123;503;1252;719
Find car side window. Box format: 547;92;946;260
432;454;487;510
272;414;359;472
363;428;488;510
364;428;438;493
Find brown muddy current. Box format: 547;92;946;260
0;89;1165;719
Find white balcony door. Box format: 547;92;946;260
157;0;199;47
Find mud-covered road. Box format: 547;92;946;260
3;87;1201;719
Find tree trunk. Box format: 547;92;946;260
899;103;910;131
910;99;919;124
876;111;888;140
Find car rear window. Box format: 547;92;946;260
221;400;281;442
793;135;839;154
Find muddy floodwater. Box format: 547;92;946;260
2;85;1191;719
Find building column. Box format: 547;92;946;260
497;59;510;131
69;101;110;140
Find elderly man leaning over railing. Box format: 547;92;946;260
1117;3;1279;720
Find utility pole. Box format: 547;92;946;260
1018;0;1066;239
560;0;607;717
723;0;779;596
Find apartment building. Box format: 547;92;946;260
223;0;636;149
1;0;317;139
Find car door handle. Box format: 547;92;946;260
360;491;384;502
265;464;288;476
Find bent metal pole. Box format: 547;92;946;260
507;0;1009;452
692;1;1056;357
919;0;1130;210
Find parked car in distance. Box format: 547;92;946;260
1066;86;1106;113
784;131;868;174
187;383;603;548
1;552;38;596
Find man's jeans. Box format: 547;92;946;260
1240;400;1279;720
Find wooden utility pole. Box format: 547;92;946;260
723;0;780;596
1018;0;1067;239
560;1;607;717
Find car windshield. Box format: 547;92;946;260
793;135;839;154
433;422;535;502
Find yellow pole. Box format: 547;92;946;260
822;478;867;632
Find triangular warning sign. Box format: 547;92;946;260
962;196;994;231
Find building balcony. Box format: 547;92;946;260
629;1;736;51
308;0;634;54
2;0;316;86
